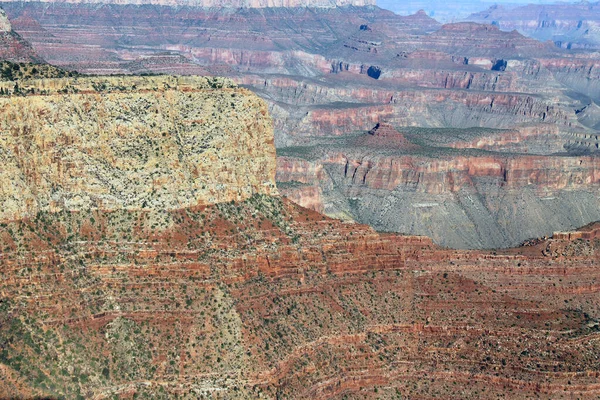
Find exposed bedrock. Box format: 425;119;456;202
1;196;599;398
268;89;574;144
277;153;600;249
0;6;41;62
540;58;600;102
0;7;10;32
0;76;278;222
1;2;597;148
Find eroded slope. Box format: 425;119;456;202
0;197;599;399
0;76;598;399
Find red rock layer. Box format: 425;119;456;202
0;8;41;62
278;152;600;197
0;197;599;399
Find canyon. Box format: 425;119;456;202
277;145;600;249
468;2;600;51
0;76;599;399
2;1;598;247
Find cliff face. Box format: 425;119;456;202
0;76;277;222
277;145;600;249
0;6;41;62
0;7;11;32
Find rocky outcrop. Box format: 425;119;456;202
0;7;11;32
0;76;277;222
553;221;600;241
0;195;599;399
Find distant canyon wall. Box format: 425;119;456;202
278;153;600;249
0;0;375;7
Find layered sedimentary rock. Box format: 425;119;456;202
468;3;600;50
1;2;600;248
277;136;600;248
0;3;595;145
0;6;40;62
1;195;599;399
0;74;599;399
0;76;277;222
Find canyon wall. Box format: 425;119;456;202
468;3;600;50
0;6;40;62
1;2;600;249
0;76;277;222
277;148;600;249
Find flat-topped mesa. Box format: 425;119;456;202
0;0;375;7
0;75;278;222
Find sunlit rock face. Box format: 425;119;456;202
0;76;278;222
0;6;41;62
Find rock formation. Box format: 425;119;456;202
1;180;599;399
0;76;277;221
0;6;41;62
0;75;599;399
0;7;11;32
276;132;600;248
1;2;600;248
468;3;600;50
